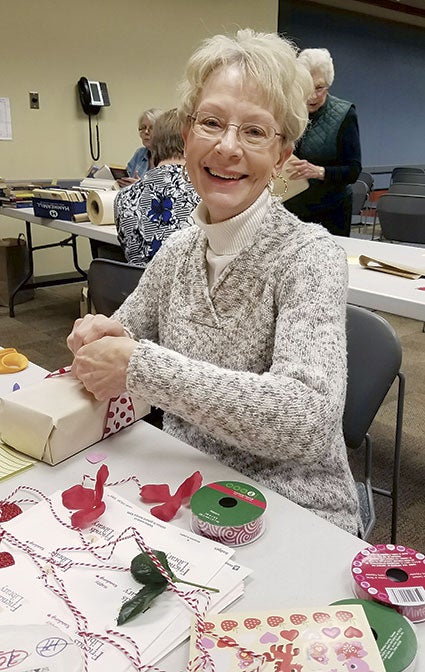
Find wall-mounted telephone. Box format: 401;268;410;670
78;77;110;116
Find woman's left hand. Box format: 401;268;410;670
71;336;138;400
287;159;324;180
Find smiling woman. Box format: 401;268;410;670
67;29;362;537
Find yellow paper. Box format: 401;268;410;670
0;441;33;481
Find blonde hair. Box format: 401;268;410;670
298;48;335;87
177;28;313;146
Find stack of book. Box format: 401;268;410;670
0;178;46;208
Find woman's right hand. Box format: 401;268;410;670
67;314;126;355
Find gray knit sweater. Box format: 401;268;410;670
115;196;360;535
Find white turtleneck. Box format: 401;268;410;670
192;189;272;287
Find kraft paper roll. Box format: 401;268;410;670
190;481;267;547
87;190;117;225
351;544;425;623
332;598;417;672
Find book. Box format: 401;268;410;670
359;254;425;280
188;605;386;671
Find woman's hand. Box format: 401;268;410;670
117;170;140;188
287;159;324;180
71;336;138;400
67;314;127;355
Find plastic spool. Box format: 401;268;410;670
351;544;425;624
190;481;267;547
332;598;417;672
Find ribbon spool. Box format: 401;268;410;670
332;598;417;672
351;544;425;623
190;481;266;547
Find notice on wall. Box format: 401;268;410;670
0;97;12;140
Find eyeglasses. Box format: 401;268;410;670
188;111;283;148
314;85;328;95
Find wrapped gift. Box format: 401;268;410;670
0;373;150;465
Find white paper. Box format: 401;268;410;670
0;97;12;140
0;488;250;671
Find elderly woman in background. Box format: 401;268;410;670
67;29;361;535
114;108;199;267
118;107;163;187
285;48;362;237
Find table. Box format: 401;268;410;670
0;367;424;670
337;236;425;322
3;205;425;323
0;206;118;316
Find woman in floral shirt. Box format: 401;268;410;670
114;109;199;267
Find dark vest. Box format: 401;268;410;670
297;95;353;165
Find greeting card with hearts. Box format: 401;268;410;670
188;605;386;671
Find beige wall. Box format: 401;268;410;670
0;0;278;275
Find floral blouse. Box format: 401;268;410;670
114;164;199;267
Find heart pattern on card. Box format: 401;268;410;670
280;629;299;642
322;627;341;639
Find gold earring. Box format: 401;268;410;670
270;172;288;197
182;164;191;183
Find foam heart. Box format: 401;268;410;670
280;629;299;642
199;637;215;649
344;626;363;638
260;632;279;644
322;627;341;639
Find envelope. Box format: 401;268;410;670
0;374;150;465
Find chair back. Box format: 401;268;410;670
358;171;374;191
343;305;402;450
391;167;425;185
87;258;144;317
388;182;425;196
351;180;369;216
376;193;425;244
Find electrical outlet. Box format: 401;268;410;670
29;92;39;109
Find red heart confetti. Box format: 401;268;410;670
0;502;22;522
0;552;15;569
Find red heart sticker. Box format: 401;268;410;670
0;502;22;522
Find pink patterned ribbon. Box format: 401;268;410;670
46;367;136;440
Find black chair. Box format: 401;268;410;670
391;167;425;185
358;171;374;192
87;258;144;317
351;180;369;231
376;193;425;244
388;182;425;197
344;305;405;542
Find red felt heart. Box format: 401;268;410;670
0;552;15;569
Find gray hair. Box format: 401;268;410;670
297;48;335;87
177;28;313;146
138;107;163;127
150;108;185;165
